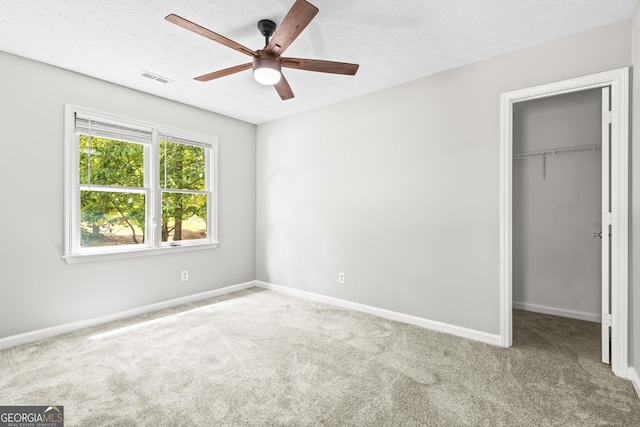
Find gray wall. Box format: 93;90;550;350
0;51;257;339
512;90;602;319
256;20;631;335
631;4;640;378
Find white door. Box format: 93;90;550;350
601;86;611;364
502;67;629;374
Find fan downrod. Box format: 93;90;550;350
257;19;277;47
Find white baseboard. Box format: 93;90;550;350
256;281;502;346
0;281;256;350
513;301;601;323
629;367;640;399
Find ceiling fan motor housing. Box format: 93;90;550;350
253;50;282;85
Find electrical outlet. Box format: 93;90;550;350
181;270;189;282
338;272;346;284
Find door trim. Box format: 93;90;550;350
601;86;611;365
499;67;629;377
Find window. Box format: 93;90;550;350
64;105;218;263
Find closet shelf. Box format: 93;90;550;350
513;144;600;160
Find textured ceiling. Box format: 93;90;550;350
0;0;637;124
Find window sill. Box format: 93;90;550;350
63;242;220;264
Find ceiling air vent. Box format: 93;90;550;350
140;70;173;84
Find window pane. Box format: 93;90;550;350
79;135;144;187
161;192;207;242
160;140;205;190
80;190;145;247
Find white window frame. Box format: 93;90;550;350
63;105;219;263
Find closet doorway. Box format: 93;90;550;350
499;68;629;378
512;88;604;356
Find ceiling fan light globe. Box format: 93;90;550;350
253;53;282;85
254;67;281;85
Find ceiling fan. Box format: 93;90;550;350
165;0;359;100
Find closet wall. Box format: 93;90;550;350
513;88;603;321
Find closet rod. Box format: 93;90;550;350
513;144;600;160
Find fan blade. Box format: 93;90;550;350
195;63;253;82
266;0;319;56
165;14;255;57
282;58;359;75
274;74;295;100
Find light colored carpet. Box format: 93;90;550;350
1;287;639;426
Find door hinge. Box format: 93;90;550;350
603;110;612;124
602;313;612;327
603;212;612;226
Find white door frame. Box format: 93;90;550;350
499;67;629;378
